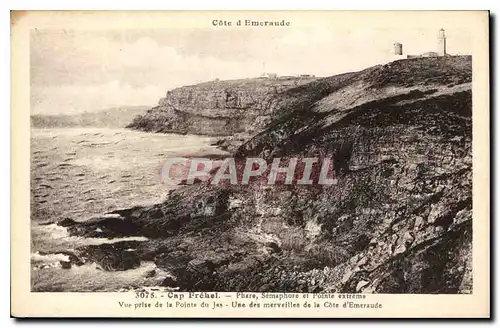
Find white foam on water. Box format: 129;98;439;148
36;223;149;246
32;260;176;292
40;222;71;239
99;213;123;219
31;251;70;270
31;251;70;263
83;236;149;245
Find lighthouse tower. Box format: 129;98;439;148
393;42;403;56
438;28;447;56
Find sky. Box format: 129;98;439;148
30;26;473;115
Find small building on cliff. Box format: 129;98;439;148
406;28;452;58
261;72;278;79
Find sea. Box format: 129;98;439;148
30;127;227;292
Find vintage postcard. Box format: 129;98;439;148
11;10;490;318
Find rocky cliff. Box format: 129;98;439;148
58;56;473;293
127;77;318;136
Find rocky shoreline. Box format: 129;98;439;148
41;56;473;293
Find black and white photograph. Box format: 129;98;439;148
10;10;490;318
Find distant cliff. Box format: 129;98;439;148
31;106;149;129
126;77;318;136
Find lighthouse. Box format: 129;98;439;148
393;42;403;56
438;28;446;56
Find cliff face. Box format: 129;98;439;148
61;56;473;293
127;77;318;136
